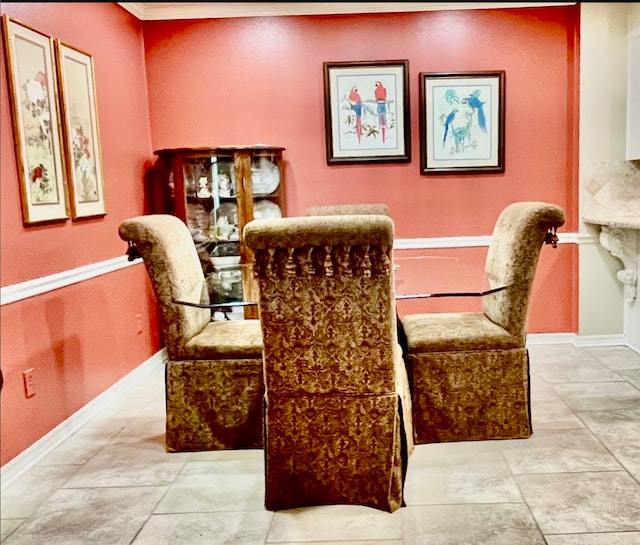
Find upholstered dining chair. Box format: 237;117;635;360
245;214;414;513
399;201;565;444
306;203;390;216
119;214;264;452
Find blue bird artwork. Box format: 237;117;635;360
462;90;487;133
443;108;458;146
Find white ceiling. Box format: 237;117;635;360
118;2;574;21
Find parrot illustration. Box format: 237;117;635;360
462;90;487;133
374;81;388;143
443;108;458;146
348;86;363;143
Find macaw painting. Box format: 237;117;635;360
437;84;492;158
324;61;410;164
338;76;398;150
422;71;504;173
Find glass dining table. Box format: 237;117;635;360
173;255;509;317
393;255;509;299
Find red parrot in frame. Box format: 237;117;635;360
374;81;388;143
348;86;363;143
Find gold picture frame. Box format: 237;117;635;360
55;40;106;218
2;15;69;224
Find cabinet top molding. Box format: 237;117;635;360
119;2;576;22
154;145;286;156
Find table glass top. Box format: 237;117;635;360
393;255;508;299
172;255;509;309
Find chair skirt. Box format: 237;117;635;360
263;392;408;513
165;358;264;451
407;348;532;444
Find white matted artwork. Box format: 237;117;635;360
55;39;106;218
2;15;69;224
323;60;411;165
419;70;505;174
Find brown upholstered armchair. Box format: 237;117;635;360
244;214;414;513
306;203;390;216
119;214;264;452
399;201;565;444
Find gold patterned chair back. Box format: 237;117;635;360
245;214;413;513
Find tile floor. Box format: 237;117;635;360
2;343;640;545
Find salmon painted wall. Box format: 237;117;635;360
1;3;579;466
0;3;161;466
142;5;579;332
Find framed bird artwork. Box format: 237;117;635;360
323;60;411;165
419;71;505;175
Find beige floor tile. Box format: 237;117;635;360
531;395;586;430
154;459;265;513
545;532;640;545
405;443;522;504
499;428;623;474
131;512;272;545
1;465;79;519
532;358;623;383
621;368;640;388
577;409;640;479
0;520;23;543
266;505;402;542
401;503;546;545
35;425;121;467
61;443;188;488
552;381;640;411
1;486;166;545
584;346;640;370
516;471;640;534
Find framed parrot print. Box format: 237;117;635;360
55;40;106;219
323;60;410;165
2;15;69;224
419;71;505;175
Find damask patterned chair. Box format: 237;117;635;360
119;214;264;452
245;214;414;513
399;201;565;444
306;203;390;216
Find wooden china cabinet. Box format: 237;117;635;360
149;145;286;318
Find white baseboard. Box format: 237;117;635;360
0;349;167;492
527;332;629;346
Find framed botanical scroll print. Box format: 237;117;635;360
2;15;69;224
55;40;106;218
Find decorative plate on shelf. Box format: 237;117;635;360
253;157;280;195
230;156;280;195
253;199;282;220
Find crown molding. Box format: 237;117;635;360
118;2;575;21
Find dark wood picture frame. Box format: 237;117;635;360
323;60;411;165
419;70;505;175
